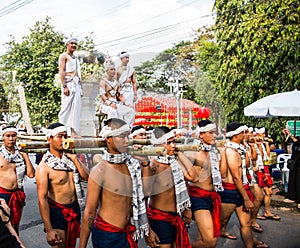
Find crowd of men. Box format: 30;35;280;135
0;117;282;248
0;38;283;248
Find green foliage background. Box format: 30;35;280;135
213;0;300;139
0;0;299;143
0;17;101;127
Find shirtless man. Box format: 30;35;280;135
79;118;148;248
143;126;198;248
0;125;35;234
241;127;265;234
58;37;82;138
98;59;135;125
116;51;137;108
254;127;280;221
185;120;223;248
36;123;89;248
218;122;254;248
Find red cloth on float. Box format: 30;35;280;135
94;215;137;248
188;186;221;237
147;205;191;248
0;186;25;225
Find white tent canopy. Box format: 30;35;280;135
244;89;300;117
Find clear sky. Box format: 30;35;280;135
0;0;215;57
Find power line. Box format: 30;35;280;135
63;1;131;32
100;0;205;41
94;13;213;50
0;0;22;12
0;0;34;18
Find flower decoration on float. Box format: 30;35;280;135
196;107;211;120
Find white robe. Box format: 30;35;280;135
58;76;81;133
119;66;135;107
100;98;135;125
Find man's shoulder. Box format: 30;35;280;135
224;147;240;162
90;160;110;174
59;52;68;60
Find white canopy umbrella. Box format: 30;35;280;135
244;89;300;117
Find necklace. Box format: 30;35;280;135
68;53;75;59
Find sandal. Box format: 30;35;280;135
263;214;280;221
0;205;11;224
254;241;269;248
252;225;263;233
221;232;237;240
256;214;266;220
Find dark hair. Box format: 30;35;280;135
146;126;154;131
153;126;171;139
198;119;212;128
131;125;144;133
226;122;244;133
105;118;127;130
47;122;64;130
2;125;16;131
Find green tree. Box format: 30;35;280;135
135;42;197;100
0;17;65;127
0;18;101;128
213;0;300;140
0;72;9;117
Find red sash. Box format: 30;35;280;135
94;215;137;248
256;167;273;188
0;186;25;225
48;198;80;248
222;182;237;190
188;186;221;237
147;205;192;248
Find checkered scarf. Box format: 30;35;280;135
226;141;248;185
199;143;224;192
0;145;26;189
42;151;84;208
102;149;149;240
155;155;191;214
245;143;256;186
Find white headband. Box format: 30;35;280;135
255;127;265;134
248;127;253;132
2;127;17;135
99;124;131;138
151;131;175;145
129;127;145;139
119;52;129;58
226;125;248;138
173;129;181;135
196;123;216;134
66;37;78;45
46;126;67;138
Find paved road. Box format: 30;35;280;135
18;155;300;247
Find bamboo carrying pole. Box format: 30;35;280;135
19;144;202;155
62;137;196;149
19;147;166;156
18;142;49;150
63;138;107;149
18;135;47;141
